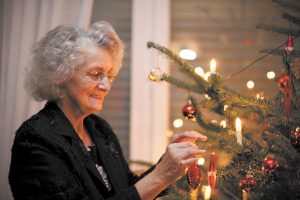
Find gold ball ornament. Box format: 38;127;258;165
148;67;163;82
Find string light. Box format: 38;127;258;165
204;72;211;81
173;119;183;128
194;66;205;77
247;80;254;89
198;158;205;165
204;94;211;99
220;120;227;128
224;105;228;111
267;71;276;79
179;49;197;60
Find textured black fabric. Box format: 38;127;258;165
8;101;145;200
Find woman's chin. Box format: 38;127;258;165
88;98;104;112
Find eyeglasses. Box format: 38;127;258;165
77;70;117;83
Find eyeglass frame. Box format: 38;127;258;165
75;69;117;83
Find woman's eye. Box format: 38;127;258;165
90;71;100;76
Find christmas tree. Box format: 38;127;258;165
147;0;300;199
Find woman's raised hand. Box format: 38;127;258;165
153;131;207;185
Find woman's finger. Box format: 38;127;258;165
172;131;207;143
180;157;199;166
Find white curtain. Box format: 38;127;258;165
0;0;94;199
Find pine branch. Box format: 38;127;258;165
147;41;208;86
256;24;300;36
163;74;207;93
282;13;300;26
273;0;300;12
220;93;271;109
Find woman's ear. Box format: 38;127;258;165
56;84;66;98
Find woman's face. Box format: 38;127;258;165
61;45;114;115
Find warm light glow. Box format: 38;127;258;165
220;120;227;128
235;117;243;145
179;49;197;60
204;72;211;80
198;157;205;165
211;120;218;124
204;94;211;99
173;119;183;128
210;59;217;73
166;130;174;138
267;71;276;79
223;105;228;111
204;185;211;200
247;80;254;89
194;67;205;77
235;117;242;132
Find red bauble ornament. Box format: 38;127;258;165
239;175;256;192
262;156;279;174
187;162;201;189
182;101;196;120
278;74;289;91
208;153;217;193
290;127;300;149
285;35;294;54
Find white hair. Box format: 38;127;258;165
24;21;124;101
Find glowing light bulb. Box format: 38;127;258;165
247;80;254;89
267;71;275;79
204;72;211;81
194;67;204;77
210;59;217;73
173;119;183;128
224;105;228;111
204;185;211;200
179;49;197;60
220;120;227;128
198;157;205;165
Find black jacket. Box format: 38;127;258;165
9;102;154;200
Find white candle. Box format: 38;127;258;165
210;59;217;73
235;117;242;145
242;189;248;200
204;185;211;200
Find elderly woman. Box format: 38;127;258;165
9;21;207;200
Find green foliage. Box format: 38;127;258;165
148;0;300;199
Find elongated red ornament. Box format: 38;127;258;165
187;162;201;189
208;152;217;194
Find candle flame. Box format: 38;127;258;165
210;59;217;73
204;185;211;200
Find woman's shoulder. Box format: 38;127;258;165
14;103;64;144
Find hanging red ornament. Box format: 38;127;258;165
187;162;201;190
278;74;289;90
285;35;294;55
239;174;256;192
182;100;196;120
208;152;217;194
278;74;292;118
262;156;279;174
290;127;300;149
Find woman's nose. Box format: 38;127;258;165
97;79;110;91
